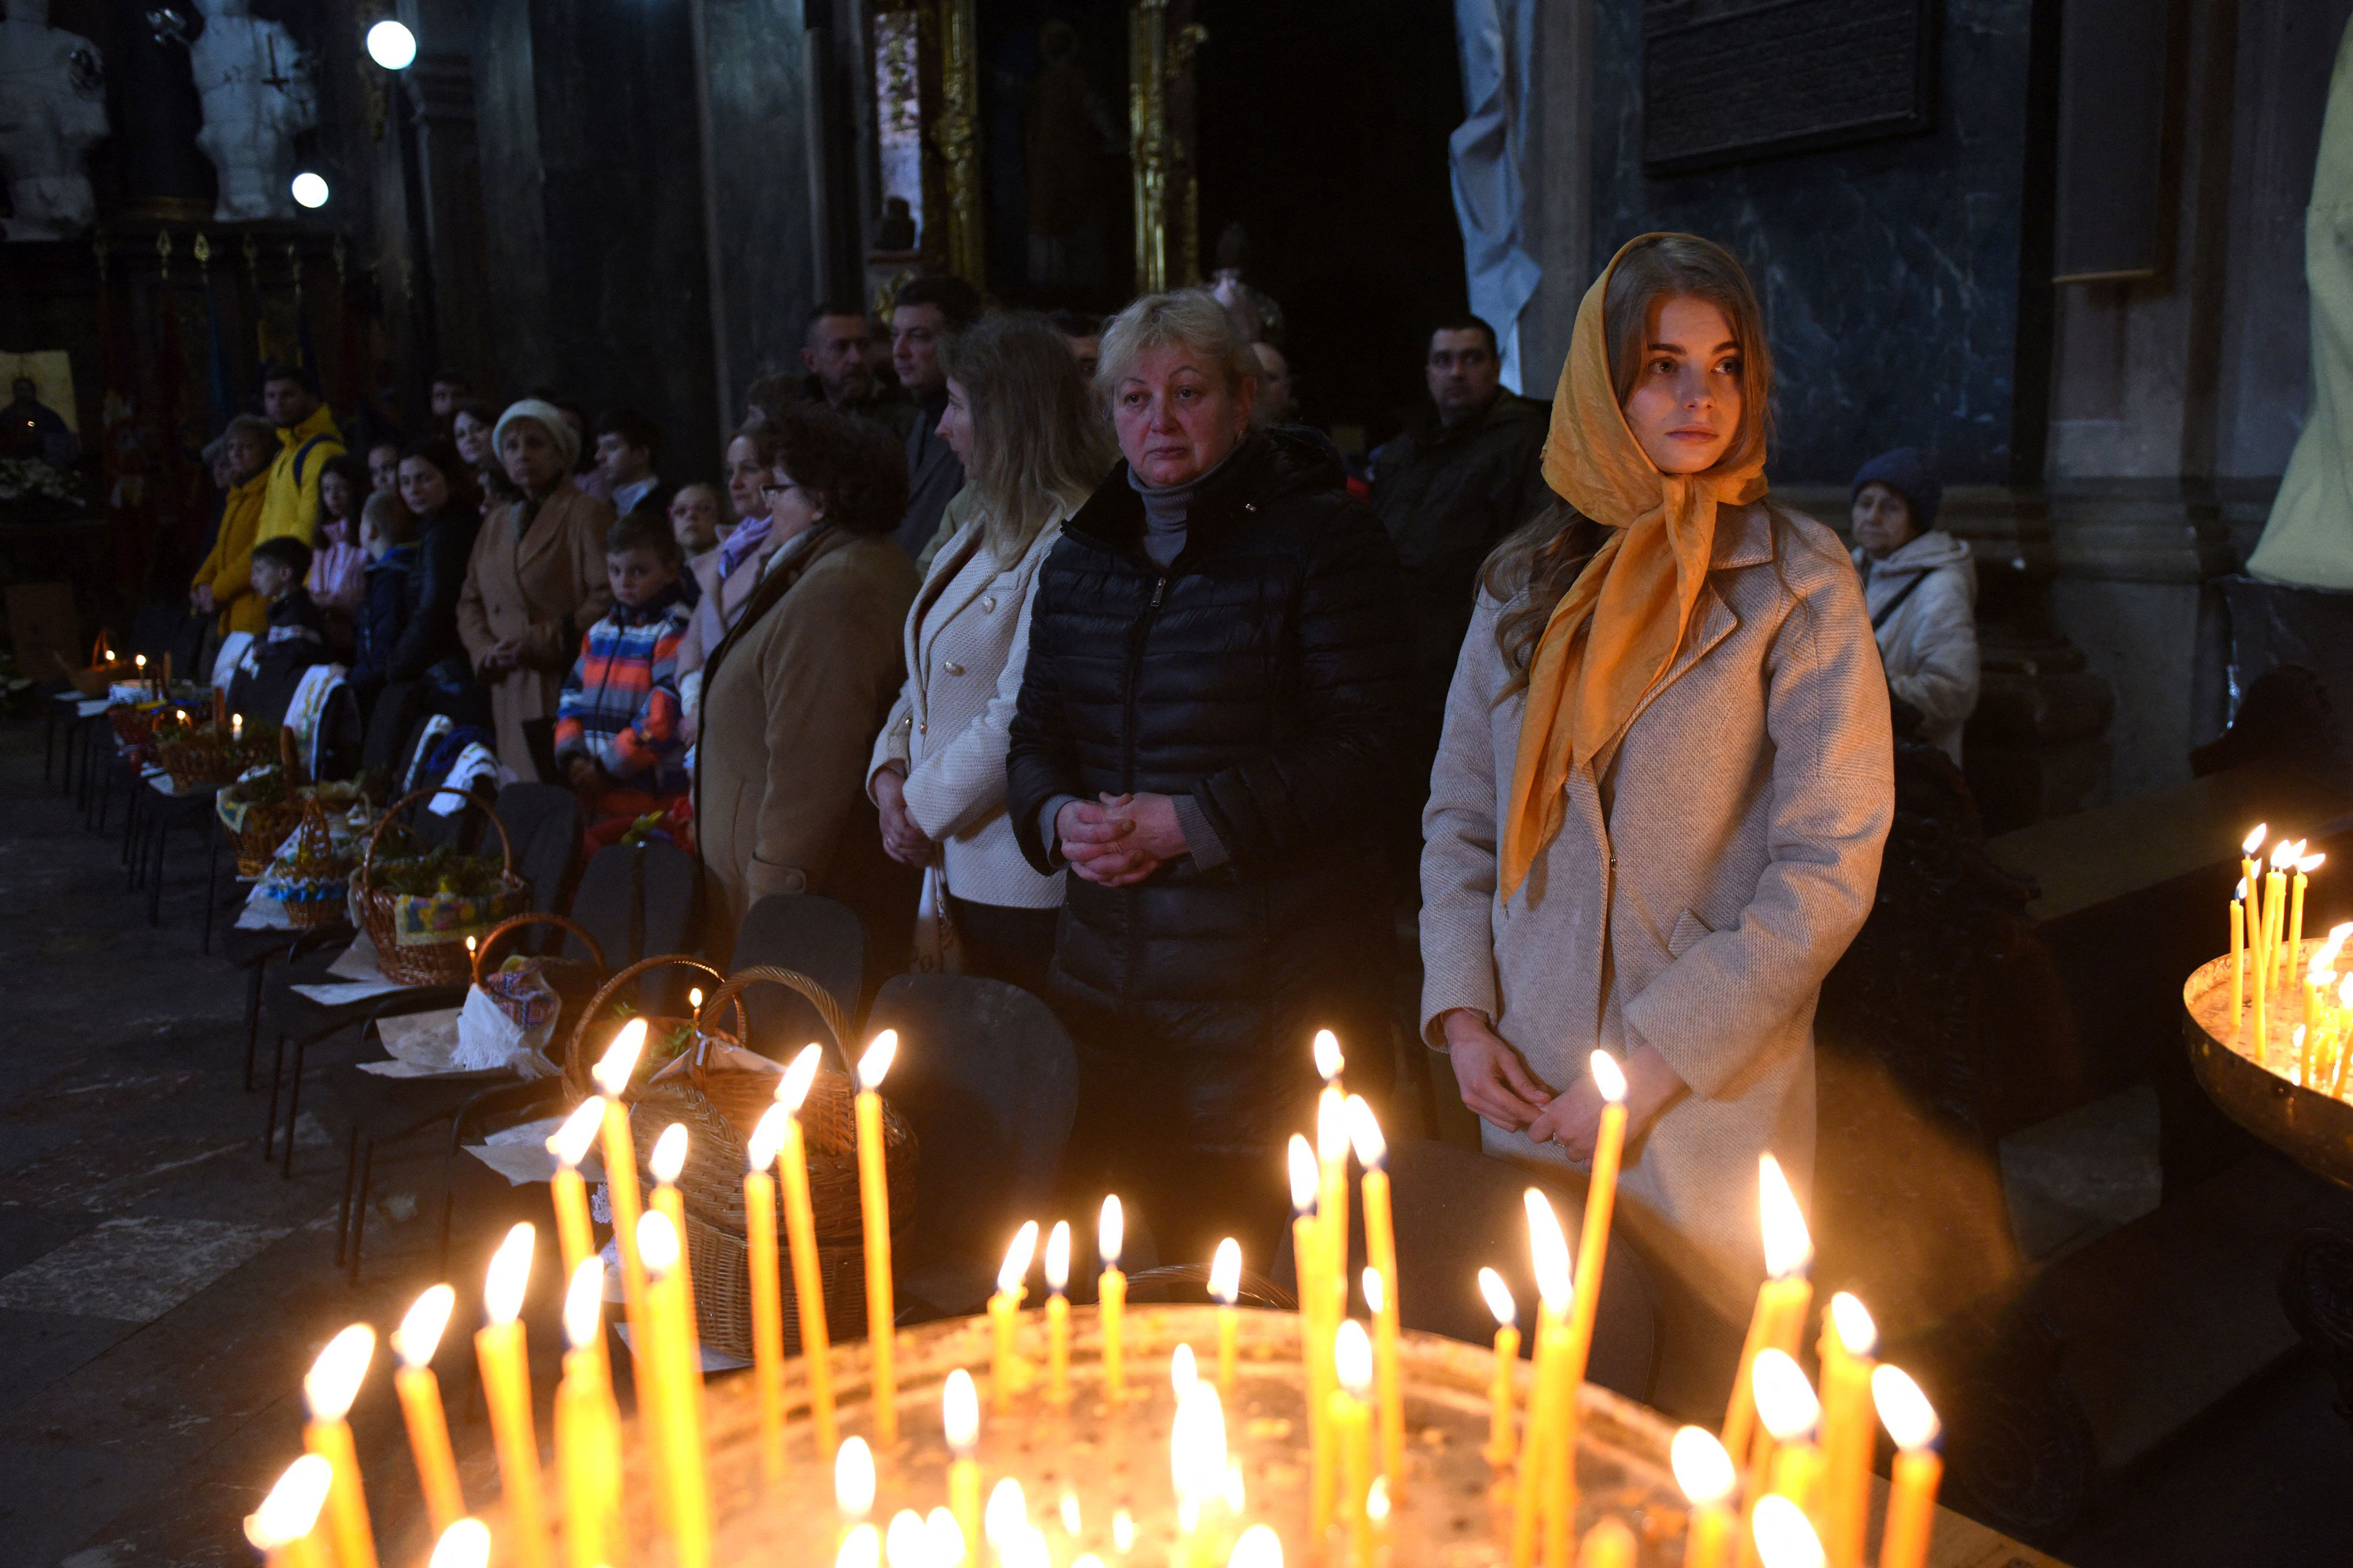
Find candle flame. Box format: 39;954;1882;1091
1750;1349;1820;1440
779;1043;822;1112
2274;839;2300;869
1169;1380;1228;1503
1099;1194;1125;1269
1227;1524;1284;1568
546;1097;604;1168
562;1257;604;1350
1749;1495;1826;1568
1758;1155;1813;1279
1112;1509;1135;1552
1172;1343;1198;1395
1362;1265;1384;1317
465;935;476;957
689;986;704;1012
484;1223;534;1324
1590;1049;1628;1104
2237;878;2249;902
943;1367;978;1450
1524;1188;1572;1312
836;1434;876;1519
985;1479;1028;1546
134;654;145;670
1209;1237;1242;1305
1045;1220;1072;1292
747;1101;792;1172
885;1510;928;1568
651;1122;689;1185
592;1019;647;1095
1478;1266;1517;1327
1001;1526;1050;1568
1873;1364;1940;1448
1669;1426;1737;1506
1345;1093;1387;1169
2301;853;2327;875
1317;1087;1348;1163
1313;1028;1344;1082
1366;1476;1389;1524
926;1509;965;1568
2318;922;2353;975
248;1455;335;1549
636;1208;680;1273
1060;1492;1082;1535
1287;1135;1319;1215
858;1030;898;1091
1829;1292;1878;1357
1224;1457;1247;1513
303;1323;375;1420
1334;1319;1374;1395
836;1523;881;1568
394;1285;455;1369
2245;824;2268;855
996;1220;1039;1295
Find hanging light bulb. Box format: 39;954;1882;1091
290;172;331;209
365;19;418;70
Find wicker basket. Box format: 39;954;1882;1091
155;722;274;791
469;912;611;1064
268;801;356;929
352;788;529;987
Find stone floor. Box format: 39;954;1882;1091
4;716;2352;1568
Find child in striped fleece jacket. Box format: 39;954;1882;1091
555;513;695;805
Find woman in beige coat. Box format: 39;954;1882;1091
1420;235;1894;1348
456;399;616;779
695;403;920;958
869;313;1112;995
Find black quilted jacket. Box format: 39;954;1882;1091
1006;430;1414;1152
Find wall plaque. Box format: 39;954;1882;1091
1642;0;1937;175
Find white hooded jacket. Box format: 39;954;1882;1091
1855;529;1979;763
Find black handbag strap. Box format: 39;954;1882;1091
1869;569;1931;632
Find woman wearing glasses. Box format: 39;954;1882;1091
694;403;921;954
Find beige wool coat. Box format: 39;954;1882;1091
868;505;1069;910
1419;501;1895;1318
456;482;615;779
695;525;921;954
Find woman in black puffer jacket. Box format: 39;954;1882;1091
1007;292;1414;1262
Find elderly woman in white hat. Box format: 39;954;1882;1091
456;398;618;778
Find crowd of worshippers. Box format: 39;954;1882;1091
183;238;1982;1299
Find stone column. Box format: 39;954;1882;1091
403;41;495;396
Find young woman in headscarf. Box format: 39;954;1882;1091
456;398;617;778
1418;233;1894;1365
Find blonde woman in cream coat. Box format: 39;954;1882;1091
871;312;1112;994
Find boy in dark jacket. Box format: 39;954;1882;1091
251;535;328;678
349;495;418;709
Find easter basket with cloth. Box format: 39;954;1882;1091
449;912;612;1077
352;788;530;987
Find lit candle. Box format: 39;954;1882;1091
855;1030;901;1447
944;1369;982;1555
639;1209;711;1568
1172;1342;1198;1396
390;1286;465;1534
1209;1237;1242;1399
1314;1026;1347;1095
544;1097;605;1285
592;1021;652;1384
2338;976;2353;1097
776;1046;838;1459
985;1478;1029;1560
1317;1086;1351;1313
836;1434;876;1543
1579;1518;1637;1568
474;1223;549;1568
1750;1496;1827;1568
1112;1507;1134;1554
244;1455;335;1568
2232;883;2246;1035
1722;1155;1814;1469
428;1520;490;1568
1747;1349;1822;1520
1100;1196;1128;1404
301;1325;379;1568
1288;1135;1335;1540
746;1101;794;1483
1042;1219;1072;1403
1478;1267;1520;1465
1872;1366;1943;1568
1347;1095;1405;1490
689;985;704;1033
1228;1524;1283;1568
1671;1427;1737;1568
1332;1320;1377;1568
2242;824;2268;978
1169;1377;1228;1568
2291;849;2322;988
232;712;244;743
1568;1052;1628;1399
1511;1189;1575;1568
989;1220;1039;1413
649;1121;702;1370
2306;925;2352;1048
557;1259;622;1568
2268;839;2295;997
2297;1023;2312;1087
1817;1294;1876;1568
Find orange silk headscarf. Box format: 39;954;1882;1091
1498;234;1770;899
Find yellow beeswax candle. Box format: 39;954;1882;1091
1347;1096;1405;1490
989;1221;1038;1413
1511;1190;1574;1568
1723;1155;1814;1470
1671;1427;1738;1568
390;1286;465;1534
1170;1378;1228;1568
1317;1086;1350;1302
1045;1220;1072;1404
835;1434;876;1544
943;1369;983;1556
474;1224;549;1568
649;1122;701;1363
746;1102;793;1483
2242;825;2268;968
301;1325;379;1568
1288;1135;1337;1540
1817;1295;1877;1568
558;1260;621;1568
2292;848;2321;986
776;1046;837;1458
1332;1320;1377;1568
855;1031;899;1447
1209;1237;1242;1400
592;1022;652;1380
545;1099;603;1283
1478;1267;1520;1465
1568;1054;1629;1391
1872;1366;1942;1568
244;1456;335;1568
1743;1350;1820;1566
640;1210;711;1568
1101;1196;1128;1403
2232;888;2246;1033
2268;842;2293;995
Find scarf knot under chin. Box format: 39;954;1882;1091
1498;235;1769;900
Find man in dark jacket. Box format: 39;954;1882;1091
1369;314;1552;776
888;273;984;559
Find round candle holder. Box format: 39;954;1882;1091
2182;948;2353;1190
